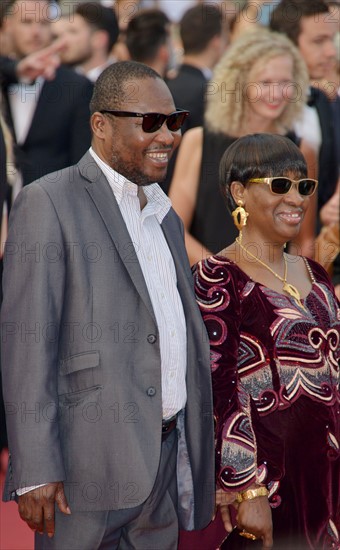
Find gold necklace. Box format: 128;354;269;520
236;237;306;310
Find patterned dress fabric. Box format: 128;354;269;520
193;255;340;549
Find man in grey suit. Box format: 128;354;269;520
1;61;215;549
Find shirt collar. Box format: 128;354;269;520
202;67;213;80
89;147;171;222
76;60;115;83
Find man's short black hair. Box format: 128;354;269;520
126;9;170;64
90;60;162;114
75;3;119;52
270;0;330;44
180;4;223;54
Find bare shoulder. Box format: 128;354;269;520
183;126;203;144
177;126;204;156
168;127;204;214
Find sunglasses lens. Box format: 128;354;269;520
271;177;292;194
142;113;165;133
142;111;189;132
298;179;316;195
167;111;188;131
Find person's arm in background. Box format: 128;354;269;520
316;177;340;300
169;127;213;265
0;38;65;85
320;177;340;226
290;139;318;258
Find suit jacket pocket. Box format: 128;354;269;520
58;385;102;407
58;351;101;396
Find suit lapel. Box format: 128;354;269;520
4;77;47;146
79;153;156;323
3;86;16;141
23;78;50;144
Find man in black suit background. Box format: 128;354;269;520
125;8;173;79
270;0;339;211
162;4;228;194
51;2;119;83
1;0;93;195
166;4;228;134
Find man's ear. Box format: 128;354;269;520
91;112;107;139
92;29;108;52
230;181;245;205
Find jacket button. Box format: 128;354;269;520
147;334;157;344
147;387;156;396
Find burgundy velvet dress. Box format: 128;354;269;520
192;255;340;550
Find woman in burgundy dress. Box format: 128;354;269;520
192;134;340;549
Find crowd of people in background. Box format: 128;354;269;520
0;0;339;548
1;0;338;273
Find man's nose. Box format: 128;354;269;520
155;122;175;144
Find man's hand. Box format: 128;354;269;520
18;481;71;538
16;38;66;82
215;488;237;533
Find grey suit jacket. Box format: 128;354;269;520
1;152;214;530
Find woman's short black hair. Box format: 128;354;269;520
219;133;308;212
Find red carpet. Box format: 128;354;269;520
0;450;34;550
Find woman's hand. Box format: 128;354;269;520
237;496;273;549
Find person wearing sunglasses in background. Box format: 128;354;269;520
1;61;215;549
191;133;339;550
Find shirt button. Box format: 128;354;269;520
147;387;156;396
147;334;157;344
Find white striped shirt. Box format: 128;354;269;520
90;147;187;419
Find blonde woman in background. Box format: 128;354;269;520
169;29;317;266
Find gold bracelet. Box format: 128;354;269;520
236;486;269;503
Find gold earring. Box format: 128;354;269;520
232;200;248;242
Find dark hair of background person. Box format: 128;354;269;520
0;0;12;26
180;4;223;54
125;8;170;63
270;0;330;44
3;0;52;16
219;133;308;212
89;60;161;114
75;2;119;53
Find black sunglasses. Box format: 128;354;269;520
99;109;190;133
248;177;318;196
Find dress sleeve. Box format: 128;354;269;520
193;258;259;492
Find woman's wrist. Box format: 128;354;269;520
236;486;269;503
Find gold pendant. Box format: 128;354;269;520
283;282;306;310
